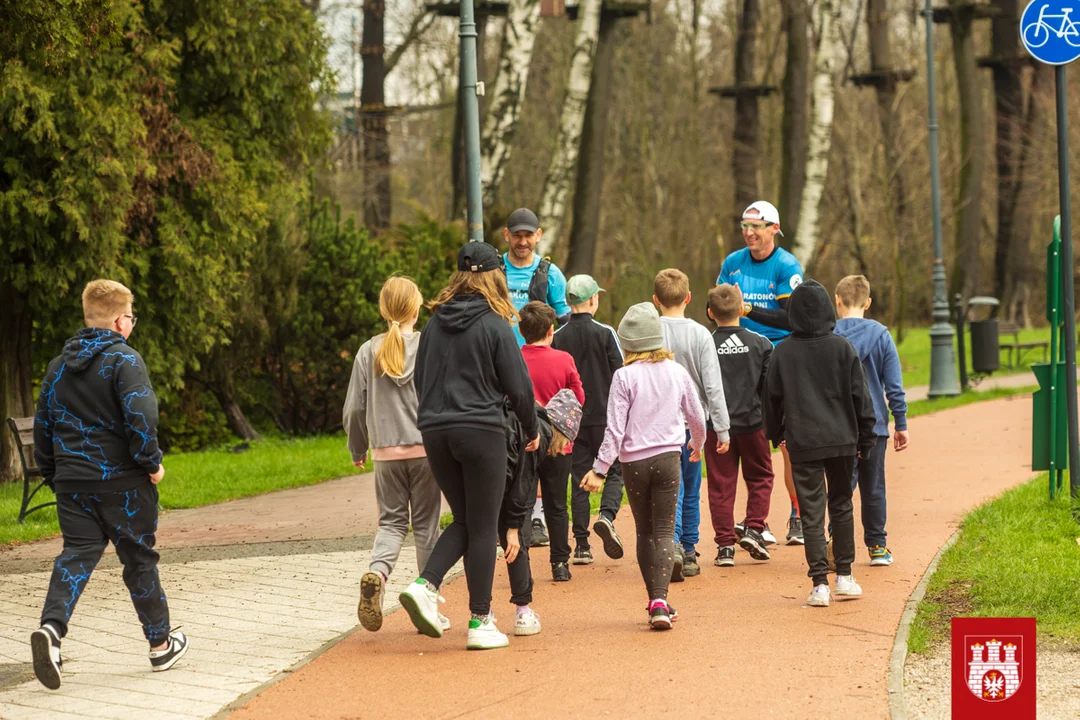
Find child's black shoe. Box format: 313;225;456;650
150;630;190;672
31;624;62;690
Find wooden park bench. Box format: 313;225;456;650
5;417;55;523
998;322;1049;369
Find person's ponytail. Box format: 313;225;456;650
373;277;423;377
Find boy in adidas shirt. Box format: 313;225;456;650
706;284;775;567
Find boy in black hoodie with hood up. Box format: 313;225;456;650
31;280;188;690
764;280;877;609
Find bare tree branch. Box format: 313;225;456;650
386;10;438;75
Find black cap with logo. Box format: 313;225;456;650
457;241;504;273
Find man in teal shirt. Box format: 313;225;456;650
502;208;572;347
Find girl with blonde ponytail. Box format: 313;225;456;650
344;276;446;634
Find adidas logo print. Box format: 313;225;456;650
717;334;751;355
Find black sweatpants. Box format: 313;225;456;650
499;526;533;606
623;452;680;602
420;426;506;616
41;486;171;647
536;452;573;564
791;455;857;588
570;424;623;549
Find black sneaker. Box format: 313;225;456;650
593;515;625;559
31;624;62;690
357;571;385;631
149;630;190;672
552;562;571;582
531;518;550;547
786;516;805;545
682;548;701;577
671;545;685;582
715;546;735;567
572;547;594;565
738;528;772;561
734;522;746;539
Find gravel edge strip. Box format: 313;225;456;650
888;529;961;720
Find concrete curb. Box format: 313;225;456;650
887;529;961;720
212;567;464;720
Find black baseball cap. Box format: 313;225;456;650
506;208;540;233
457;241;504;273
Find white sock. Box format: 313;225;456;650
532;497;544;522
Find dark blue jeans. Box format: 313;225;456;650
674;430;702;553
852;436;889;547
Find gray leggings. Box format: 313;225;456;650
369;457;442;579
623;451;681;601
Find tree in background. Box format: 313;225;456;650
0;0;333;473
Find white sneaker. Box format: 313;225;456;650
835;574;863;599
807;584;831;607
399;579;443;638
514;608;542;636
761;524;778;546
438;613;451;632
467;614;509;650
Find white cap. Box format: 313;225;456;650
742;200;784;236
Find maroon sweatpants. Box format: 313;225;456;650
705;428;775;547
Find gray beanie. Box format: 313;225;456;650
618;302;664;353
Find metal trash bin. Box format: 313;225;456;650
969;319;1000;373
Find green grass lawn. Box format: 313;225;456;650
894;325;1065;389
908;474;1080;653
0;435;358;546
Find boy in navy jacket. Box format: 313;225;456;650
32;280;189;689
833;275;909;567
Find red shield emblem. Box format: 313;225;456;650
952;618;1036;719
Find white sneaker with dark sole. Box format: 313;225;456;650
150;630;189;672
835;575;863;600
31;625;62;690
761;524;778;546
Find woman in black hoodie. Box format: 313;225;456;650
399;241;539;651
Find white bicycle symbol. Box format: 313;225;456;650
1023;4;1080;48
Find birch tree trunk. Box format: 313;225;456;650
791;0;842;269
480;0;542;209
535;0;603;256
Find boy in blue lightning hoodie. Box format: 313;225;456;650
31;280;188;690
833;275;910;567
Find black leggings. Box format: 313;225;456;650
420;426;506;616
622;451;681;602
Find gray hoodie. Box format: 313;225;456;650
660;316;731;442
343;332;424;462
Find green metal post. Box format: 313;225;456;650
1049;221;1061;498
459;0;485;242
925;0;961;398
1054;67;1080;500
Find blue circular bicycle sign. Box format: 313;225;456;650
1022;0;1080;64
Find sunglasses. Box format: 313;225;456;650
740;222;775;232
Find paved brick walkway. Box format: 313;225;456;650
0;393;1043;718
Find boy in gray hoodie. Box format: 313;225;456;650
654;269;731;579
344;277;444;633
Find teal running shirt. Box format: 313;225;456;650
717;246;804;344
